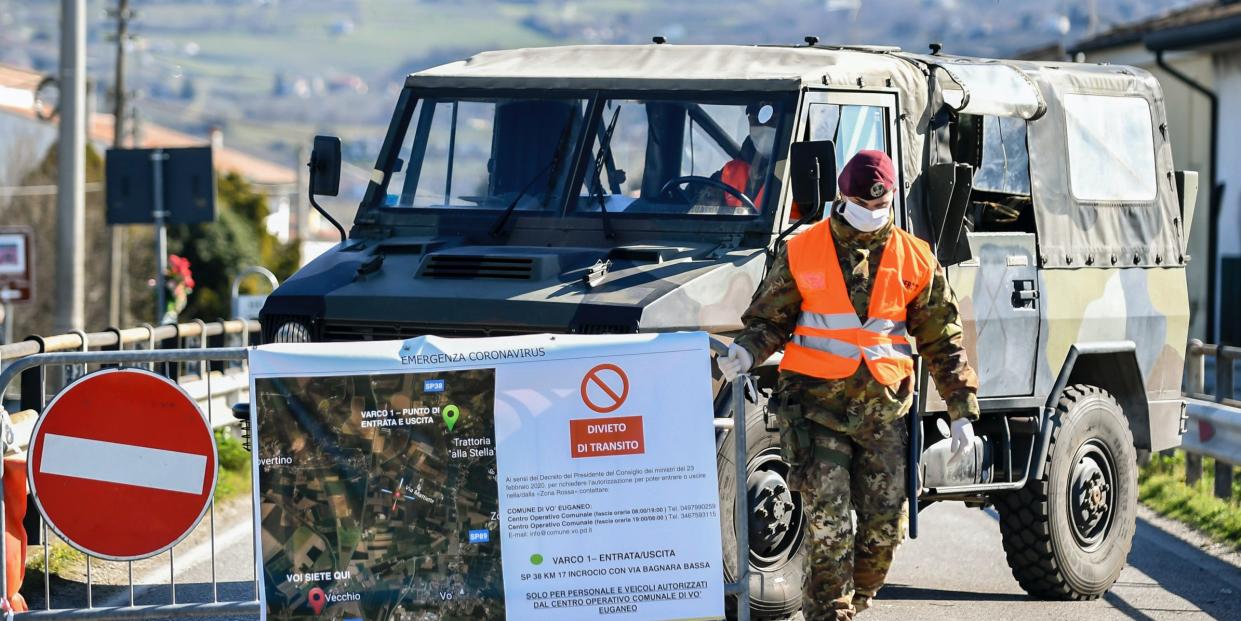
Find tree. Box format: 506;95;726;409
0;141;118;338
167;172;299;321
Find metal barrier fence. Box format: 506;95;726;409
0;329;262;619
1182;339;1241;500
0;329;754;621
718;367;751;621
0;319;259;384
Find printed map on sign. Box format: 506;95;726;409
254;369;503;621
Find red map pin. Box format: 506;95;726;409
308;587;326;615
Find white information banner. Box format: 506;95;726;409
249;332;724;621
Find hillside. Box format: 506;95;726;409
0;0;1200;173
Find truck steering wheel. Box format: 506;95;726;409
658;175;758;212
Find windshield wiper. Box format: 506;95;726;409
489;110;578;238
588;106;621;240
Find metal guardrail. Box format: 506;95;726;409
0;319;259;364
1182;339;1240;500
0;346;259;619
717;375;751;621
1;318;258;435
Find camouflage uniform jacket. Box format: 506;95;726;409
735;209;980;424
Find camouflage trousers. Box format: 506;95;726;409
778;391;910;621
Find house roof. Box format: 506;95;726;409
90;115;297;187
0;62;296;187
1070;1;1241;54
0;64;41;111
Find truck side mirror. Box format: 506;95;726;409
309;135;342;197
789;140;836;213
1175;170;1199;254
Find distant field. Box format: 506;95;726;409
8;0;1171;178
142;0;558;82
122;0;578;160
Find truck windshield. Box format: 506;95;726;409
385;96;589;210
573;97;789;217
376;92;790;218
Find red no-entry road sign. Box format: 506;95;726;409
27;369;218;560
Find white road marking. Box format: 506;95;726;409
39;434;207;494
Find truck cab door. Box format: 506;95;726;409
947;233;1039;397
943;114;1040;398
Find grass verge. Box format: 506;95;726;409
24;427;252;575
1139;450;1241;549
24;540;84;577
214;427;253;504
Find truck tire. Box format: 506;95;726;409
718;389;806;619
997;385;1137;600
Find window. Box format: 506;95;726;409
571;97;791;216
973;115;1030;195
585;102;650;201
387;96;589;210
1064;93;1157;202
681;104;742;179
808;103;888;170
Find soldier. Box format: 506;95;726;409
718;150;980;620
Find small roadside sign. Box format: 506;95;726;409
235;294;267;320
230;266;278;320
27;369;218;560
0;226;34;304
105;146;216;225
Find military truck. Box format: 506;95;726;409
261;42;1194;617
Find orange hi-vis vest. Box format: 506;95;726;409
720;159;765;209
779;218;935;386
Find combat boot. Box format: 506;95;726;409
851;594;873;614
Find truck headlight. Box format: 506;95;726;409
274;321;311;343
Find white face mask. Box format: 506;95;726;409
749;126;776;155
842;199;891;232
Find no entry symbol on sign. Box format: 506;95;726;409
580;364;629;413
27;368;218;561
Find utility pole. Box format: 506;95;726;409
295;145;309;242
108;0;132;329
54;0;86;334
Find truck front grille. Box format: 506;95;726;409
320;321;547;341
419;255;535;280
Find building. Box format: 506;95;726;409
1070;1;1241;345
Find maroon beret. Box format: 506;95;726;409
839;150;896;199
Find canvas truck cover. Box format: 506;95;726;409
906;53;1184;270
1017;61;1184;270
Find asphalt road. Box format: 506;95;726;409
22;498;1241;620
869;502;1241;620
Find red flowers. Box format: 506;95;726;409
167;254;195;290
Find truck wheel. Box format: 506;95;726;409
718;389;806;619
997;385;1137;600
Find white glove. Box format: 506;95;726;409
948;418;975;464
717;343;754;381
